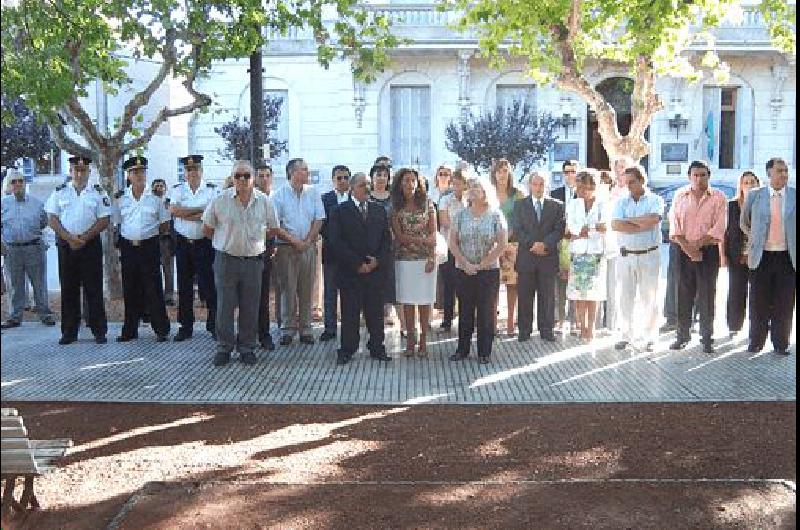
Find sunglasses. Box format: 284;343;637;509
336;174;351;181
10;179;24;184
233;172;252;180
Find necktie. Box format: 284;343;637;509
767;191;784;246
359;201;368;221
535;200;542;221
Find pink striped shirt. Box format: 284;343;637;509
668;185;727;243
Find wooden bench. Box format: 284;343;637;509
1;407;72;515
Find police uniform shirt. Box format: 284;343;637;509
1;194;48;243
115;188;171;242
44;182;111;235
168;180;218;239
201;187;278;257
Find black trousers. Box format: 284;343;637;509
175;235;217;331
57;237;107;339
456;268;500;358
726;259;750;333
749;251;795;352
339;277;385;357
258;247;274;339
517;263;556;337
677;245;720;343
120;237;170;337
441;252;456;324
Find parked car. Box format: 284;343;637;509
651;182;736;242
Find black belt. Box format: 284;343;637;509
222;252;262;261
178;235;206;244
620;246;659;257
122;236;157;247
7;239;40;247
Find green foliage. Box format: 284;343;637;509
214;95;288;162
446;0;795;82
1;96;56;167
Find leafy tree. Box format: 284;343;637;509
445;101;558;177
446;0;795;162
214;95;288;162
1;96;56;168
1;0;398;298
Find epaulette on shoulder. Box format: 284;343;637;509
114;190;124;199
93;184;104;193
55;184;66;191
206;182;217;188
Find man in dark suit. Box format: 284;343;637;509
550;159;578;334
319;165;352;342
327;172;392;365
513;171;566;342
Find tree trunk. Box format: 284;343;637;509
97;153;123;300
249;50;265;167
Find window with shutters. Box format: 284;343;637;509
390;86;431;167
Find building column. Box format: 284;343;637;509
457;50;474;122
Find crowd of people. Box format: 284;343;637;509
0;153;795;366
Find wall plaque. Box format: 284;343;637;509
661;143;689;162
666;164;683;175
553;142;579;161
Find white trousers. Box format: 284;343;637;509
616;250;661;343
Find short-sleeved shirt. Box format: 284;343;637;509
438;192;465;241
612;190;665;250
452;207;507;268
566;197;610;255
168;180;219;239
115;189;171;241
202;188;278;257
271;184;325;243
44;182;111;235
668;185;727;243
1;195;47;243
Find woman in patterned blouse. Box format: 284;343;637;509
391;168;438;357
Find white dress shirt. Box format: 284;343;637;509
168;180;219;239
336;191;349;204
566;197;609;255
765;186;788;251
271;184;326;243
44;182;111;235
202;188;278;257
115;188;171;241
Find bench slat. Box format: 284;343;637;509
1;408;19;417
1;416;24;429
1;425;28;438
1;438;32;450
31;438;73;449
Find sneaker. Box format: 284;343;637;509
213;351;231;366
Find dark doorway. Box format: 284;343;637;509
587;77;648;172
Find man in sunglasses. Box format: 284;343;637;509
319;164;352;342
202;160;278;366
1;169;56;329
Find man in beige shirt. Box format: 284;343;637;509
202;160;278;366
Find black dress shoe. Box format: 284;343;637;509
299;335;315;345
660;323;677;333
95;335;107;344
774;348;791;356
260;335;276;351
319;331;336;342
336;356;351;365
156;334;169;343
518;334;530;342
41;315;56;326
614;340;630;350
540;333;557;343
478;356;490;364
240;351;257;365
702;343;715;354
279;335;293;346
1;319;21;329
669;339;689;350
116;334;138;342
370;353;393;362
439;322;452;331
213;351;231;366
58;336;77;345
449;352;469;361
747;345;762;353
174;328;192;342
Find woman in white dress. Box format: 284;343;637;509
391;167;438;357
566;169;609;342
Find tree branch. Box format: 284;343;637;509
629;55;664;140
111;28;178;144
62;97;105;151
48;119;93;159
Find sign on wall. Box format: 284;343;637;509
661;143;689;162
553;142;579;162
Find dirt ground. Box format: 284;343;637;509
0;401;795;529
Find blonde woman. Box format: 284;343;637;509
490;158;524;335
448;175;507;364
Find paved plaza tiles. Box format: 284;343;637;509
1;322;795;405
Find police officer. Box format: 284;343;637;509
169;155;219;341
45;155;110;344
151;178;176;306
114;156;171;342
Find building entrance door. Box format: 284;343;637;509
586;77;648;172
